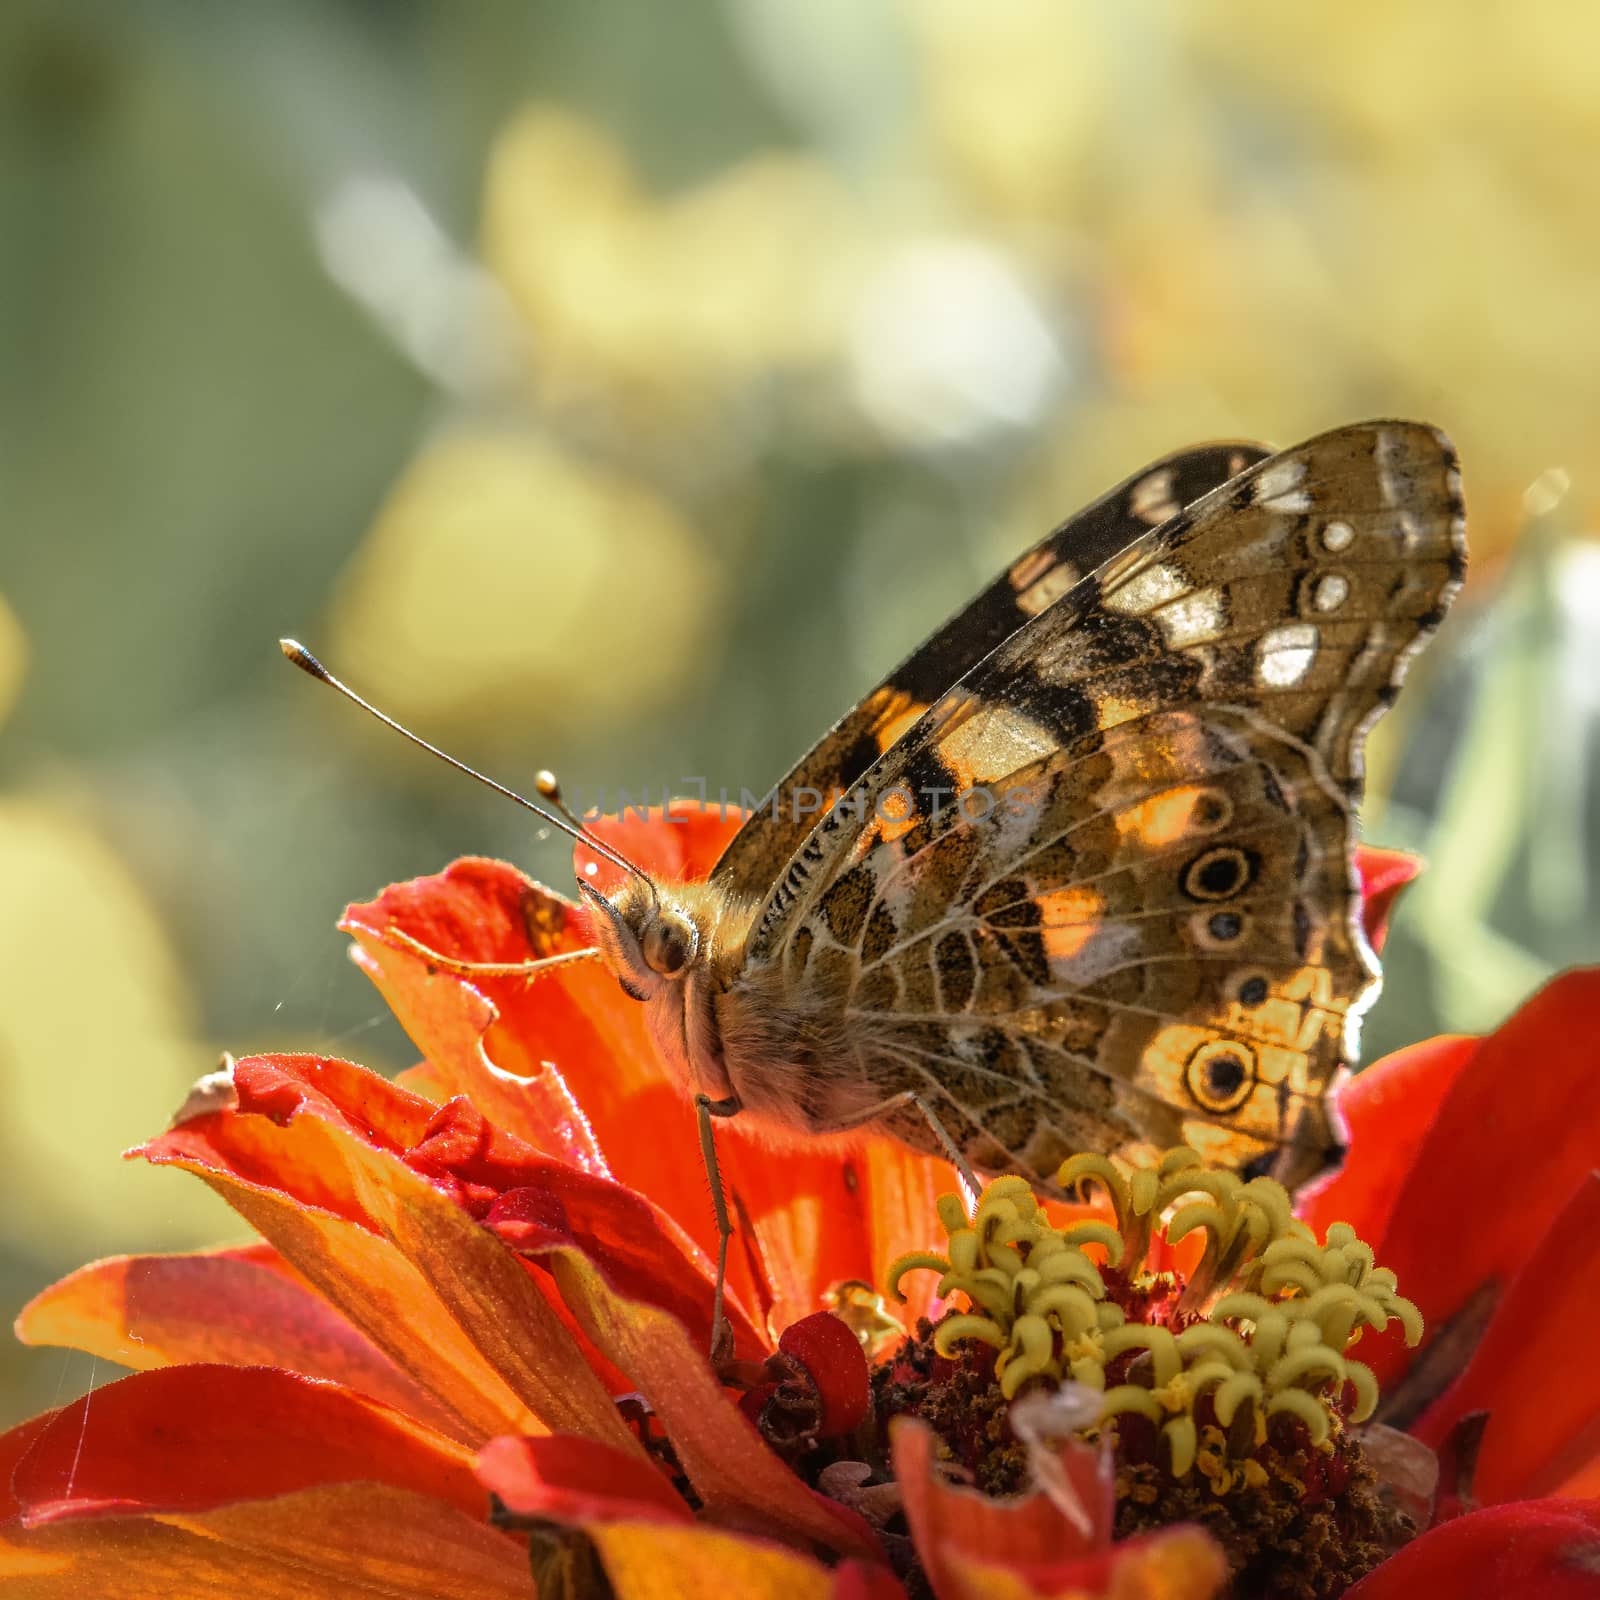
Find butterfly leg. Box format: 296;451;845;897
384;926;602;980
694;1092;741;1364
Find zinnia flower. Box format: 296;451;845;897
3;809;1597;1598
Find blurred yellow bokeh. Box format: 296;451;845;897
328;427;723;741
0;799;240;1258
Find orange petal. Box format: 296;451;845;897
343;859;638;1158
1412;1173;1600;1500
140;1054;640;1454
588;1519;844;1600
0;1481;531;1598
895;1418;1223;1598
1296;1033;1477;1245
344;861;772;1321
543;1243;880;1560
708;1128;966;1339
9;1365;481;1526
475;1433;692;1525
939;1529;1227;1600
893;1416;1115;1599
1369;968;1600;1388
576;802;745;892
16;1250;460;1439
394;1062;449;1102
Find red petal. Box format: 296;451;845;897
485;1175;763;1358
395;1089;763;1354
1345;1498;1600;1600
16;1249;461;1439
1413;1174;1600;1500
779;1313;870;1436
9;1365;481;1525
893;1416;1117;1597
140;1054;641;1453
575;802;744;893
0;1481;531;1598
830;1564;909;1600
1296;1033;1477;1245
0;1411;55;1523
1367;968;1600;1388
542;1242;880;1559
475;1433;692;1525
1353;845;1423;954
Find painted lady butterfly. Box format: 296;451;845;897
287;420;1466;1338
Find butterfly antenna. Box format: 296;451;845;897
278;639;656;893
535;770;588;833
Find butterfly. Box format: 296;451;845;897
286;419;1465;1336
575;421;1465;1199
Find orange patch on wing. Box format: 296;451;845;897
1117;785;1207;848
869;785;919;847
875;704;928;754
1036;887;1103;962
1235;966;1335;1052
865;688;930;756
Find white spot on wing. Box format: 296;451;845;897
1105;561;1188;615
1254;459;1311;511
1130;467;1179;525
1017;563;1081;617
1312;574;1350;613
1157;587;1224;646
1258;623;1319;688
1321;520;1355;552
1047;922;1140;985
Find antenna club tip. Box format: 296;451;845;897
279;638;329;680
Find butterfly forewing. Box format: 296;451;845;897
732;421;1465;1188
710;442;1270;898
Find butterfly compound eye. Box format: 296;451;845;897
642;909;696;977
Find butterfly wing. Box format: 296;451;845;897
736;421;1466;1187
709;442;1270;897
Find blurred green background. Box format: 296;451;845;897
3;0;1598;1427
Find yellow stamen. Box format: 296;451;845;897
883;1147;1425;1484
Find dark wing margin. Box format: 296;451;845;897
709;441;1271;896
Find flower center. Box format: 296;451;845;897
874;1149;1425;1596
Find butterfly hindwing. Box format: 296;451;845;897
734;420;1465;1187
709;442;1270;898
